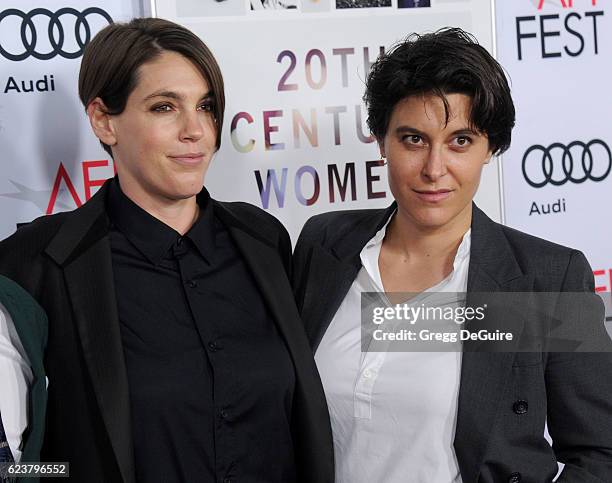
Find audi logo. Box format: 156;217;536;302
522;140;611;188
0;7;112;61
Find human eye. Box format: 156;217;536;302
452;135;472;148
402;134;424;145
150;103;173;113
197;100;214;112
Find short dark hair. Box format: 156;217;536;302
79;17;225;157
364;27;515;155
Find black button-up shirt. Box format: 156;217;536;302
107;179;296;483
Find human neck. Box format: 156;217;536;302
118;181;200;235
147;199;200;235
384;206;471;262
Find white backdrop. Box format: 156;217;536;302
0;0;499;243
154;0;500;241
496;0;612;302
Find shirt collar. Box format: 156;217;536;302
359;210;472;291
106;177;215;265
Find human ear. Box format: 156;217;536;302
378;139;386;159
87;98;117;147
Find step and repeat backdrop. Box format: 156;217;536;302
496;0;611;300
0;0;497;244
153;0;499;240
0;0;610;301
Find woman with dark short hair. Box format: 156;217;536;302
0;18;333;483
293;28;612;482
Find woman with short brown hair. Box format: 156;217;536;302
0;18;333;483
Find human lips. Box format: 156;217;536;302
167;152;206;165
413;188;453;202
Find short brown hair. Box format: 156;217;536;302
79;17;225;157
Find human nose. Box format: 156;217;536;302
179;110;204;142
421;145;447;181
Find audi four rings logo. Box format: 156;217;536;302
522;140;612;188
0;7;112;61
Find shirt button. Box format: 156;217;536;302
187;280;197;288
177;237;184;246
208;342;218;352
512;400;528;415
363;369;373;379
220;409;228;419
508;472;521;483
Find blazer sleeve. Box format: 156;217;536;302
546;250;612;482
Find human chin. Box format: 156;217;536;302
408;207;454;228
170;170;207;197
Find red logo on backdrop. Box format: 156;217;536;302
537;0;598;9
594;269;612;293
46;159;115;214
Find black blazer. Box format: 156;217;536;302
0;180;334;483
293;203;612;483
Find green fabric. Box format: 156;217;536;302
0;275;47;480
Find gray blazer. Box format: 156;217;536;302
292;203;612;483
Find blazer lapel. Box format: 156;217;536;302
213;202;311;365
454;205;533;483
301;246;360;351
229;226;302;345
45;184;135;483
215;202;335;482
301;205;396;352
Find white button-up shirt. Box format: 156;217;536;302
0;302;32;462
315;216;471;483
